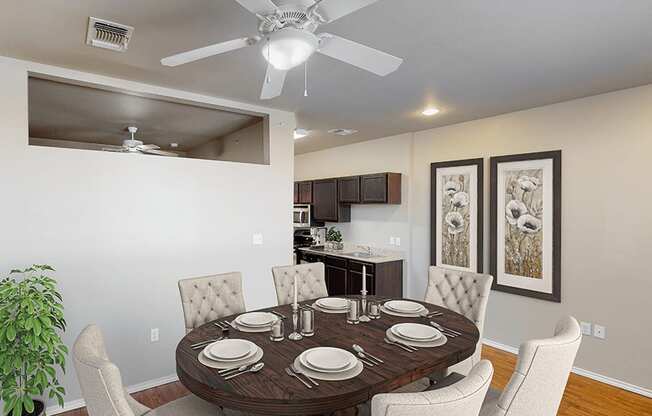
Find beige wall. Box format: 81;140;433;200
295;84;652;391
187;121;266;164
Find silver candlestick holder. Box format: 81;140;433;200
359;290;371;322
288;304;303;341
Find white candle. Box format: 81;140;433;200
293;274;298;308
362;265;367;293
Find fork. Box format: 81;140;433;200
190;337;223;349
290;363;319;386
429;321;460;337
285;367;312;388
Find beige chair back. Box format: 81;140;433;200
72;325;150;416
272;262;328;305
371;360;494;416
483;316;582;416
425;266;493;374
178;272;246;333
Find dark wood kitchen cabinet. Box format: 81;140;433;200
293;182;299;204
312;178;351;222
297;181;313;204
360;173;401;204
338;176;360;203
296;250;403;297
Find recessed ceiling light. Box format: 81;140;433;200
170;143;179;148
422;107;440;116
328;128;358;136
294;128;309;140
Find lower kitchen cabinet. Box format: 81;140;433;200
296;250;402;297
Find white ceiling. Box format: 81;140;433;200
2;0;651;154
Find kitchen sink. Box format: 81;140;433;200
341;252;380;259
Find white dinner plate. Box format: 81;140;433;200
384;300;425;313
293;357;363;381
385;329;448;348
235;312;276;328
231;321;274;333
207;339;256;361
315;297;349;310
198;345;264;370
391;323;441;341
311;303;349;314
300;347;356;372
380;306;426;318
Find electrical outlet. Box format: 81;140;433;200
252;233;264;245
580;321;592;336
593;324;606;340
150;328;159;343
395;237;401;246
389;237;396;245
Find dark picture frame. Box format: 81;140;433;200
490;150;561;302
430;158;484;272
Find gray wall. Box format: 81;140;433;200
187;121;266;164
296;84;652;391
0;57;295;410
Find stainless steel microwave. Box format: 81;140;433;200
293;204;311;228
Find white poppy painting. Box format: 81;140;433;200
491;151;561;303
431;159;483;273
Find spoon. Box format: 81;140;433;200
224;362;264;380
353;344;384;364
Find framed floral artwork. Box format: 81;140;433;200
431;158;483;272
490;151;561;302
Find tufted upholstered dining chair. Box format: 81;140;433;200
72;324;222;416
368;360;494;416
425;266;493;376
479;316;582;416
272;262;328;305
178;272;246;333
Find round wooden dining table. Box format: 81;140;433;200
176;297;479;416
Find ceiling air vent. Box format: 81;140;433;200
86;17;134;52
328;128;358;136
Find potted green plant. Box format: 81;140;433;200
0;265;67;416
326;227;344;250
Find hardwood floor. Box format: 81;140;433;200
59;345;651;416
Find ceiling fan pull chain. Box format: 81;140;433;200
304;61;308;97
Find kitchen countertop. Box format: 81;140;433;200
298;246;404;264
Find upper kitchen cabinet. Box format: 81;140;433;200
294;182;299;204
360;173;402;204
338;176;360;203
312;179;351;222
297;181;313;204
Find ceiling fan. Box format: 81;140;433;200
102;127;179;157
160;0;403;100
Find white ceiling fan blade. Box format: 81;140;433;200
102;146;127;153
140;149;179;157
260;64;287;100
317;33;403;76
137;144;160;151
161;37;259;67
234;0;278;15
315;0;379;23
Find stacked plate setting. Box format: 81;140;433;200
381;300;427;317
293;347;364;381
198;339;263;369
386;323;447;348
232;312;278;332
312;297;349;314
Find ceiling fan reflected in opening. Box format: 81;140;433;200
102;126;179;157
160;0;403;100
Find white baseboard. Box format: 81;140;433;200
45;373;179;415
482;338;652;399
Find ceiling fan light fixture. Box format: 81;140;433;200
422;107;440;116
262;28;319;71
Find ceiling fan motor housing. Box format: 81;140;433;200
258;5;320;34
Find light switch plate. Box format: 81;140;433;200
252;233;264;245
580;321;592;336
150;328;159;343
593;324;606;340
